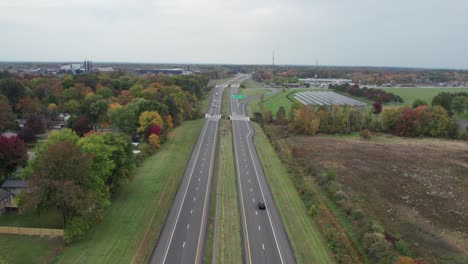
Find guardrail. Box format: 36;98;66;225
0;226;64;237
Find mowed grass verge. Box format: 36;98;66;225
55;120;203;264
251;122;335;264
215;120;242;264
240;79;262;89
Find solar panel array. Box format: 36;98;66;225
294;91;367;107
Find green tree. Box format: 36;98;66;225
428;105;450;137
0;100;17;131
108;105;139;135
0;78;26;111
432;92;453;112
96;86;114;99
101;132;135;192
24;141;105;230
452;96;467;115
78;133;115;185
412;99;428;108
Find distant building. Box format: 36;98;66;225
299;78;353;87
0;189;12;214
84;60;93;72
97;67;115;72
1;180;28;196
134;67;192;75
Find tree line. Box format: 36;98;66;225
253;101;463;140
330;83;403;103
0;71;210;242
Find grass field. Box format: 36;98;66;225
203;131;219;264
221;86;231;117
215;120;242;264
0;235;62;264
251;123;334;264
246;88;327;118
382;87;468;105
54;120;203;264
0;209;62;229
239;88;269;97
240;79;262;89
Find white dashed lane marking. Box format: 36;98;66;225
187;224;190;229
258;225;261;231
183;242;186;248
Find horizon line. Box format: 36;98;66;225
0;60;466;71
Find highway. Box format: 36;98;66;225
149;77;242;264
230;77;296;264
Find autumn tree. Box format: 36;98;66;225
381;107;400;132
275;106;287;125
72;115;92;137
165;115;174;130
18;126;36;143
138;111;164;134
25;115;45;134
148;134;161;150
372;102;382;114
289;106;320;135
0;78;26;111
17;96;41;118
0;136;27;180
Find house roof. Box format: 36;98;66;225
0;189;11;201
1;180;28;189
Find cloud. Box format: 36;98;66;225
0;0;467;68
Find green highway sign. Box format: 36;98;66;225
231;94;245;99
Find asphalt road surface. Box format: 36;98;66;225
230;78;296;264
149;77;240;264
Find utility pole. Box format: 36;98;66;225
272;50;275;68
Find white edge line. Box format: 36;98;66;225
244;104;285;264
161;109;210;263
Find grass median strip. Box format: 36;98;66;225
251;122;335;264
54;120;203;264
215;120;242;264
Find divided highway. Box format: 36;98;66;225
149;77;241;264
230;78;296;264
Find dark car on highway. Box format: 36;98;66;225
258;201;266;210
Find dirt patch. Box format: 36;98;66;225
287;135;468;262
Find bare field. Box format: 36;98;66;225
287;135;468;262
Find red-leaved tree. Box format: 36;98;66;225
145;124;161;141
0;135;28;180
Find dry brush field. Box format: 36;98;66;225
286;134;468;262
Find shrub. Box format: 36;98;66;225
396;240;411;257
64;216;92;244
373;102;382;114
412;99;428;108
360;128;371;139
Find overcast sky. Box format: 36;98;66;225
1;0;467;68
